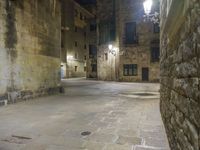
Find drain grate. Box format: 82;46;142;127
81;131;91;136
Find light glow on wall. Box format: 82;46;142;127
67;55;74;60
108;44;118;56
143;0;152;15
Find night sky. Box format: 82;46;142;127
76;0;96;5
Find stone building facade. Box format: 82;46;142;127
97;0;160;82
160;0;200;150
61;0;96;78
0;0;61;105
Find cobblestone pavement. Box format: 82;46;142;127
0;79;170;150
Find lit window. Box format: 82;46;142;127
123;64;138;76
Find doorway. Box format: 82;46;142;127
142;67;149;81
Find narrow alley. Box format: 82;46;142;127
0;79;169;150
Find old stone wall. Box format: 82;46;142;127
160;0;200;149
97;0;159;82
96;0;120;81
118;0;160;82
62;0;94;78
86;19;97;79
0;0;61;104
97;44;119;81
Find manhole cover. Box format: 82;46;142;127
81;131;91;136
132;93;155;96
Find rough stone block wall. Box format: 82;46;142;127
96;0;120;81
97;0;160;82
160;0;200;149
0;0;61;104
97;44;118;81
118;0;160;82
62;0;94;78
87;17;97;78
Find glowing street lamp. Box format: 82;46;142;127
143;0;160;24
108;44;113;50
143;0;152;15
108;44;117;56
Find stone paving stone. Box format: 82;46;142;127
96;127;117;135
116;122;131;129
46;145;66;150
116;135;142;145
33;136;84;149
81;141;105;150
0;141;25;150
140;125;164;132
134;145;169;150
87;133;117;143
32;135;66;146
105;144;132;150
62;130;89;139
110;111;127;117
0;79;169;150
89;120;109;128
20;143;47;150
144;137;169;148
140;130;166;140
117;129;138;137
102;117;119;123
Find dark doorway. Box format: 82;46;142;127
142;68;149;81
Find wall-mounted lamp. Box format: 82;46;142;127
143;0;152;15
108;44;117;56
143;0;160;24
108;44;113;50
67;55;73;60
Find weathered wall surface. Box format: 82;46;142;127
118;0;160;82
62;0;94;78
97;44;119;81
87;18;97;79
97;0;120;81
160;0;200;149
0;1;9;102
0;0;61;104
97;0;160;82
